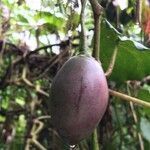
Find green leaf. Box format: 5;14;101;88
137;86;150;116
0;116;5;122
100;20;150;85
17;14;29;23
35;11;65;33
138;87;150;102
140;118;150;142
15;97;25;106
66;11;80;31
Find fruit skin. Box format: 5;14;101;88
50;55;109;145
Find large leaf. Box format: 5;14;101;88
100;20;150;84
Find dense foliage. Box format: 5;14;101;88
0;0;150;149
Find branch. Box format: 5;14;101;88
27;43;61;57
0;108;26;116
21;66;49;97
80;0;87;54
35;48;69;79
32;139;46;150
89;0;103;16
27;40;71;57
6;42;22;52
89;0;103;60
109;89;150;108
25;119;46;150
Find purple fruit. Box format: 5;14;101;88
50;55;109;145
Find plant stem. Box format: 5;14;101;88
105;46;118;77
136;0;142;26
116;6;120;29
91;129;100;150
92;14;101;60
89;0;103;61
109;89;150;108
80;0;87;54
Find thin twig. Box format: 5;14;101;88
37;116;51;120
32;120;44;135
105;46;118;77
27;40;72;57
127;84;144;150
0;40;6;64
0;108;26;116
6;42;21;51
109;89;150;108
36;49;68;79
27;43;61;57
21;66;49;97
32;139;46;150
25;119;46;150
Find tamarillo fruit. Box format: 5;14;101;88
50;55;109;145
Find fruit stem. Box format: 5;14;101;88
80;0;88;54
91;128;100;150
89;0;103;61
109;89;150;108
